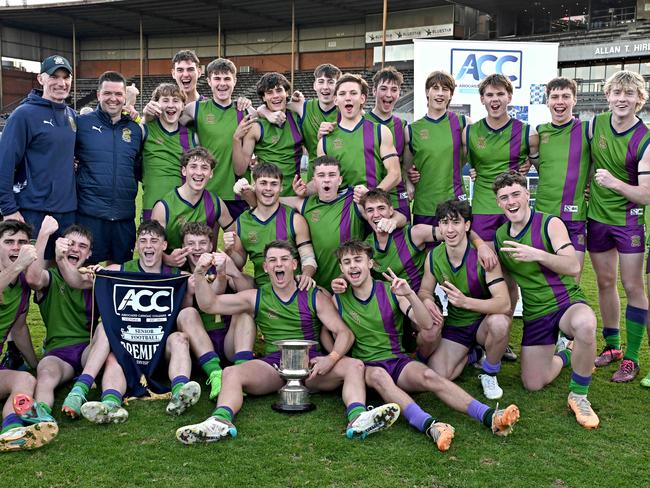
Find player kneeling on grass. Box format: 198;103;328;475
493;171;599;429
61;221;200;423
0;220;58;452
176;240;400;444
176;222;257;400
417;200;511;400
331;240;520;452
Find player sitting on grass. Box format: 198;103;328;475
175;240;400;444
493;171;599;429
417;200;511;400
332;240;520;452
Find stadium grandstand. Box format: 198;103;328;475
0;0;648;127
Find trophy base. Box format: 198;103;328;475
271;402;316;414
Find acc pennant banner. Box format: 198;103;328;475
94;270;188;397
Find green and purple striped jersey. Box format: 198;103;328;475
336;280;405;362
0;273;30;353
157;188;222;252
37;268;93;351
142;120;196;212
255;113;304;196
236;205;296;286
366;226;427;292
467;118;530;214
409;112;468;217
535;119;590;221
254;284;321;354
301;188;367;290
588;112;650;226
301;99;338;180
431;242;488;326
495;211;586;321
120;259;180;275
195;100;245;201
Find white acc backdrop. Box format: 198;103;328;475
413;39;559;128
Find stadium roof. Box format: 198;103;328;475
0;0;602;39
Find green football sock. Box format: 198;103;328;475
346;405;366;423
102;393;121;406
602;327;621;349
623;306;647;364
211;406;234;423
201;357;222;376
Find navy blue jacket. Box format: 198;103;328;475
75;107;142;221
0;90;77;215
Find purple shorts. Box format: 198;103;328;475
522;302;583;347
565;221;587;253
365;355;413;383
258;348;321;368
45;342;88;375
472;214;508;242
587;219;645;254
207;328;228;362
441;317;484;349
223;200;249;221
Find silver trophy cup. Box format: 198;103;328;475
271;339;317;413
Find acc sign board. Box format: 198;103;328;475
114;284;173;315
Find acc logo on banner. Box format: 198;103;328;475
451;49;523;89
113;284;174;315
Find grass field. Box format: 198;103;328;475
3;252;650;488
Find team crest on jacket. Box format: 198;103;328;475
68;115;77;132
122;128;132;143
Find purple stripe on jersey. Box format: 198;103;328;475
287;115;303;176
392;229;422;292
624;123;648;226
275;206;288;241
363;120;378;187
236;109;244;124
448;112;465;199
297;290;316;341
530;213;569;306
375;283;402;356
509;119;523;171
83;289;93;328
560;119;583;220
391;116;404;156
466;248;484;299
17;274;29;318
339;191;354;243
179;126;190;152
202;191;217;228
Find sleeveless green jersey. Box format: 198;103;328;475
535;119;590;221
336;280;405;362
120;259;180;275
301;99;338;180
366;226;427;292
236;205;296;286
364;112;410;217
195;100;246;201
142;120;196;211
409;112;468;217
255;113;304;196
431;242;488;326
495;211;586;321
37;268;93;352
588;112;650;226
158;188;222;252
467;118;530;214
254;284;321;354
0;273;30;352
301;187;367;290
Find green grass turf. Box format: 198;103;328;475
3;256;650;487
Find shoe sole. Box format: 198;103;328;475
610;374;639;383
0;422;58;452
348;404;400;439
484;390;504;401
175;425;235;445
81;402;128;424
13;394;34;416
431;423;455;452
62;405;81;419
567;403;600;429
167;382;202;416
594;354;623;368
492;405;520;436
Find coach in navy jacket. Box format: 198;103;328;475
75;71;142;264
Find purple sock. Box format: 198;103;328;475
233;351;254;362
2;413;24;429
199;352;218;366
172;375;189;389
482;358;501;375
345;402;365;415
467;399;490;424
101;389;123;403
404;403;433;432
467;349;478;364
76;373;94;389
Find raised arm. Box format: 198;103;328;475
25;215;58;290
293;213;317;289
232;118;259;176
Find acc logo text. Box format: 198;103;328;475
451;49;523;89
114;285;174;314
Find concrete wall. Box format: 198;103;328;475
1;26;72;61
